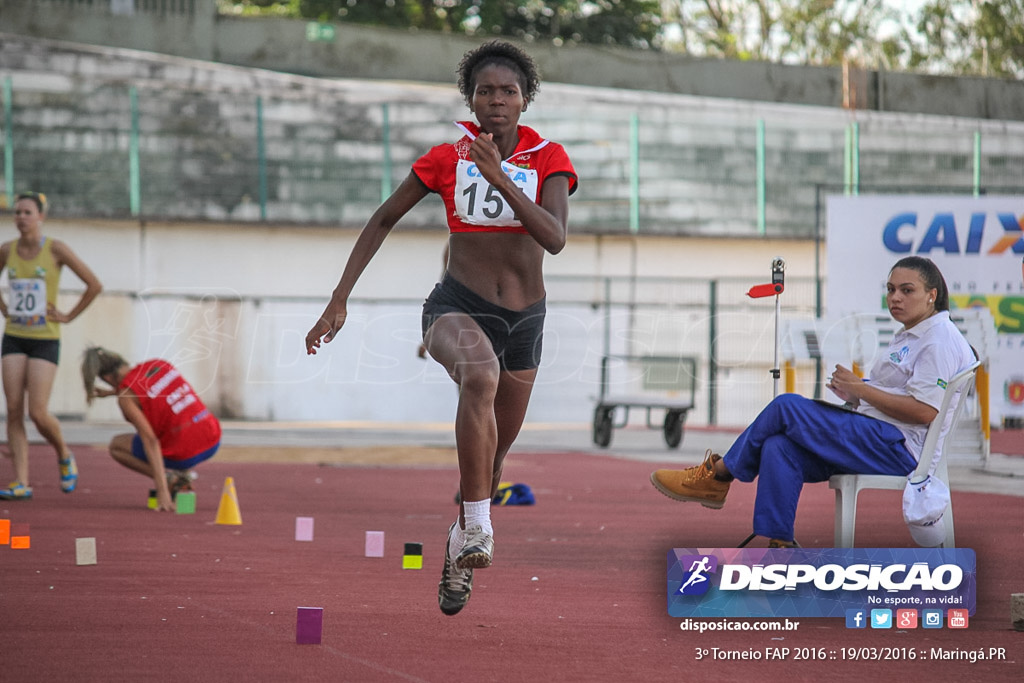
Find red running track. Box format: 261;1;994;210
1;444;1022;682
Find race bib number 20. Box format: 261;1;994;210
454;159;539;226
10;278;47;325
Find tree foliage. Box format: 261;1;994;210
912;0;1024;77
474;0;662;47
221;1;662;47
218;0;1024;77
661;1;906;65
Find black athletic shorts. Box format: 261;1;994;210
1;334;60;364
421;274;546;372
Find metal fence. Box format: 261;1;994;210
3;75;1023;238
37;272;819;425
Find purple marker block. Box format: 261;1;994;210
296;607;323;645
295;517;314;542
364;530;385;557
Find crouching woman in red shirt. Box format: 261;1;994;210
82;347;221;511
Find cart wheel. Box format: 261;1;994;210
663;411;684;449
592;407;613;448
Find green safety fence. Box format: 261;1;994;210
1;79;1022;231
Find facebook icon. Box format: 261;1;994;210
845;609;866;629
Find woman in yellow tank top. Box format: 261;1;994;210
0;192;102;500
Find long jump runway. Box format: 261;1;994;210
1;442;1021;682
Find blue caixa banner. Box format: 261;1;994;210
668;548;976;618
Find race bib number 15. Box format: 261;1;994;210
454;159;539;226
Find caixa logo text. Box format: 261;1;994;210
718;562;964;592
883;212;1024;255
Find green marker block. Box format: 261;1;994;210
175;491;196;514
147;489;158;510
402;542;423;570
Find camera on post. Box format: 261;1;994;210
772;257;786;289
745;257;787;397
748;257;786;299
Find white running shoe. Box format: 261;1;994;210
438;522;473;615
455;524;494;570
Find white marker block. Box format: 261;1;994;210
295;516;314;542
75;537;97;566
364;530;384;557
1012;593;1024;632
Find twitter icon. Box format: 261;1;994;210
870;609;892;629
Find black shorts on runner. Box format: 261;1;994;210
422;274;546;372
1;334;60;364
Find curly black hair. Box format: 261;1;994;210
457;40;540;105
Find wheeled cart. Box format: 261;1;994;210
591;355;697;449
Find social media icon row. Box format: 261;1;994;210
845;608;968;629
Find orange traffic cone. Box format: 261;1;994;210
215;476;242;525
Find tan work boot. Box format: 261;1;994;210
650;450;730;509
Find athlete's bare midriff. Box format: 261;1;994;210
446;232;547;310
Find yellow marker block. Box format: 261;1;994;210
0;519;10;545
402;542;423;570
215;476;242;525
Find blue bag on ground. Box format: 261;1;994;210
493;482;535;506
454;482;535;505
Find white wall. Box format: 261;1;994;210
7;219;819;427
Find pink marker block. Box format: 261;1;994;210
364;530;384;557
296;606;323;645
295;517;314;542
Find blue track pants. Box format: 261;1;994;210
721;393;916;542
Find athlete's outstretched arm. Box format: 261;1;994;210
306;174;429;354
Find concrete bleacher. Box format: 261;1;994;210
2;33;1024;237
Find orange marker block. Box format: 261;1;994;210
0;519;10;545
11;537;30;549
11;523;30;549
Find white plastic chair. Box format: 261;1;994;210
828;360;980;548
